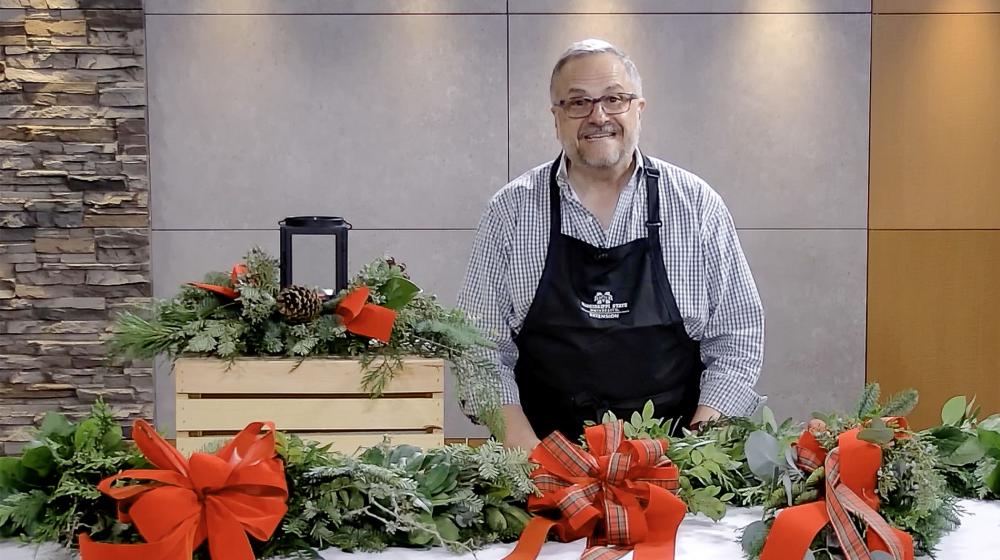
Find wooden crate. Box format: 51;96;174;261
173;357;444;455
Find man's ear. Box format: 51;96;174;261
551;106;560;138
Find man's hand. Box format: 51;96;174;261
690;404;722;428
501;404;541;452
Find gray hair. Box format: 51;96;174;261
549;39;643;102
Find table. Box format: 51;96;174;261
3;500;998;559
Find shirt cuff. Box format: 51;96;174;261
698;371;762;418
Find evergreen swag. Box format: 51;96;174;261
0;402;537;558
108;248;505;437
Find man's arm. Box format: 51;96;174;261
457;202;540;451
696;196;765;419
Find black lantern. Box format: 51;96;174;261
279;216;351;293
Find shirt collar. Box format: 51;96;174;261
556;148;644;200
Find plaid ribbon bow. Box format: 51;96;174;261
504;420;687;560
760;420;914;560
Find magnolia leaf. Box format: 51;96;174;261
382;276;421;310
945;436;986;466
746;430;782;482
929;425;966;455
741;520;767;554
941;396;967;426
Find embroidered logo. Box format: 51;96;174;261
581;290;630;320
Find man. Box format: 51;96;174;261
458;39;764;451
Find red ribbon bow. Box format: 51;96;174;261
335;286;396;343
760;419;914;560
189;264;248;299
79;420;288;560
505;421;687;560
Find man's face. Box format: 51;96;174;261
550;52;645;170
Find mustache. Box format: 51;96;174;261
579;124;620;138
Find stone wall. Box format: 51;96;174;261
0;0;148;455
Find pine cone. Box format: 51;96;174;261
385;256;410;279
276;285;323;322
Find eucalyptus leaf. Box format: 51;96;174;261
741;520;767;554
803;551;816;560
746;430;782;482
858;418;894;444
782;473;793;505
870;551;894;560
941;396;967;426
762;406;777;433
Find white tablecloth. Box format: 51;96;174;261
4;500;998;559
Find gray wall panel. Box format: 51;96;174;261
146;0;506;14
508;14;870;229
148;5;872;437
741;229;867;422
509;0;871;13
147;14;507;230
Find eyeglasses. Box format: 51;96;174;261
554;93;639;119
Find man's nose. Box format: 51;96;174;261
585;102;610;124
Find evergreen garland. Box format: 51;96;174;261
108;248;505;439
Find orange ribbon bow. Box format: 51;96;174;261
760;419;914;560
79;419;288;560
189;264;248;299
335;286;396;343
504;421;687;560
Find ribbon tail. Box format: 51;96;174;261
581;546;630;560
759;501;830;560
632;485;686;560
346;304;396;343
502;517;557;560
868;528;914;560
79;516;199;560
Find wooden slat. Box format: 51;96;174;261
875;0;1000;13
870;12;1000;229
176;432;444;456
175;397;443;431
868;231;1000;429
174;357;444;394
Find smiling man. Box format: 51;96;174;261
459;39;765;451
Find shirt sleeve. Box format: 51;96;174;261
457;199;522;418
696;195;765;417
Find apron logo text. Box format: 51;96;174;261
581;291;630;320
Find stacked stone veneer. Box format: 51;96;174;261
0;0;149;455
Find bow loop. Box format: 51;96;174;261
80;420;288;560
335;286;397;343
504;420;685;560
760;421;914;560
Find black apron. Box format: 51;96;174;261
513;153;705;441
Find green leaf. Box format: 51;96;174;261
762;406;777;433
0;457;22;490
642;400;655;422
38;412;74;440
690;450;704;465
20;444;54;477
858;418;894;444
978;415;1000;459
434;517;460;542
945;436;986;466
941;396;967;426
985;463;1000;494
741;520;767;554
630;411;643;428
382;277;421;310
746;430;782;482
